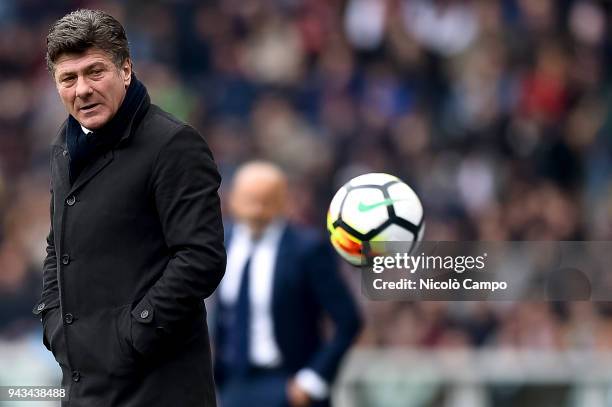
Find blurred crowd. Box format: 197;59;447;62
1;0;612;359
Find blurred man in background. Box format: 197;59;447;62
214;161;362;407
33;9;225;406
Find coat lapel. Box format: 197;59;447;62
51;145;71;200
51;95;150;196
68;151;114;194
271;225;293;317
50;121;71;201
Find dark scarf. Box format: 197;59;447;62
66;75;147;184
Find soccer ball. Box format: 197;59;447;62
327;173;425;266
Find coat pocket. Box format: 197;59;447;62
38;305;69;367
65;305;138;376
129;298;170;359
41;306;60;353
115;304;137;364
32;299;61;352
129;298;205;361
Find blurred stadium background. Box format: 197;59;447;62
1;0;612;406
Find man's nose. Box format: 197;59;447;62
75;76;93;99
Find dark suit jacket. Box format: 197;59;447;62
215;224;362;393
33;93;226;406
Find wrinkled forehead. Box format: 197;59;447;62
54;48;115;76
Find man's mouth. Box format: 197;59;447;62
80;103;100;112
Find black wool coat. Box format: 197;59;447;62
33;94;226;406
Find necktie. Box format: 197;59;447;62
233;253;252;376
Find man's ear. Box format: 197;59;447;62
122;58;132;88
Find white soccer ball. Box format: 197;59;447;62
327;173;425;265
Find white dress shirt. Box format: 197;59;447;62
219;220;330;400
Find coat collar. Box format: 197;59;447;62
51;94;151;196
52;94;151;149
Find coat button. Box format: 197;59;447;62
61;254;70;265
66;196;76;206
37;303;45;312
64;313;74;324
72;371;81;382
140;310;149;319
63;150;68;157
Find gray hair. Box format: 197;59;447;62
46;9;130;74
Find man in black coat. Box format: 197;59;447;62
32;9;226;406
